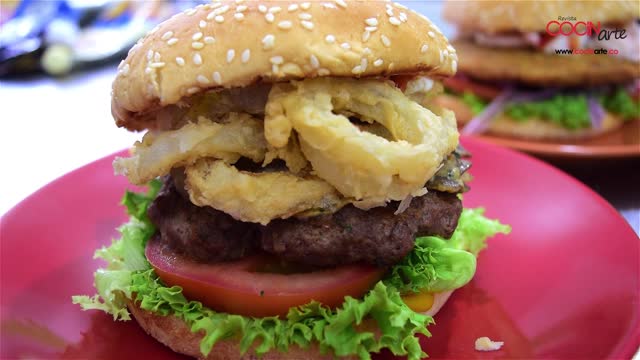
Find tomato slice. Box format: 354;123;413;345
145;239;386;317
443;75;503;100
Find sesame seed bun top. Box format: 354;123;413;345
443;0;640;34
112;0;459;130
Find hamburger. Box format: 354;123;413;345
437;1;639;140
73;1;510;359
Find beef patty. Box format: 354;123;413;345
147;177;259;263
147;177;462;267
261;192;462;266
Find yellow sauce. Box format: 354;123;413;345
401;290;434;312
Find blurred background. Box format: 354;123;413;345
0;0;637;235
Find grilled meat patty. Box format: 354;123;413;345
261;191;462;266
147;176;259;263
147;176;462;266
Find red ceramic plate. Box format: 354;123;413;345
1;137;639;359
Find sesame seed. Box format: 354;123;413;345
269;6;282;13
262;34;275;49
210;2;222;9
215;15;224;23
122;63;130;75
144;67;152;74
234;13;244;20
265;13;275;23
335;0;347;8
301;20;314;30
381;35;391;47
227;49;235;63
185;8;197;16
167;38;178;46
241;49;251;63
176;57;185;66
154;52;161;62
193;52;202;65
146;50;153;60
447;45;456;53
300;2;311;10
192;32;203;41
187;87;200;95
214;5;229;15
318;68;330;76
310;54;320;68
325;34;336;43
386;9;394;17
161;31;174;41
270;56;284;64
341;42;351;50
236;5;247;12
192;42;204;49
443;50;449;58
427;31;435;38
373;59;383;67
197;75;210;84
360;58;368;71
352;65;363;74
323;3;336;9
400;12;408;22
365;18;378;26
149;62;165;68
199;20;207;28
277;21;292;29
206;12;216;20
213;71;222;84
389;17;401;26
298;12;312;20
365;26;377;32
288;4;298;11
204;36;215;44
258;5;267;13
451;60;457;72
421;44;429;53
363;47;372;55
362;31;371;42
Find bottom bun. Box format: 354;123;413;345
435;94;624;141
127;291;454;359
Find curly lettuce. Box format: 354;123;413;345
73;185;510;359
458;89;639;129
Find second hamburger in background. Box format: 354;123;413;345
439;0;640;140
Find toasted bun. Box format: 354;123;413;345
443;0;640;34
127;291;454;359
436;94;625;141
451;40;640;87
113;1;458;131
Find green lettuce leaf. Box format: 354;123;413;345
601;88;640;120
461;92;488;115
457;89;638;128
383;208;510;294
73;186;510;359
71;181;161;319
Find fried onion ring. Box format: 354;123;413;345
265;78;459;204
185;159;345;224
114;113;266;185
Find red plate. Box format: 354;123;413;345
1;137;639;359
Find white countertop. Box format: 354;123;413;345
0;67;140;215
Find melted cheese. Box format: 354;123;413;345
401;290;434;313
